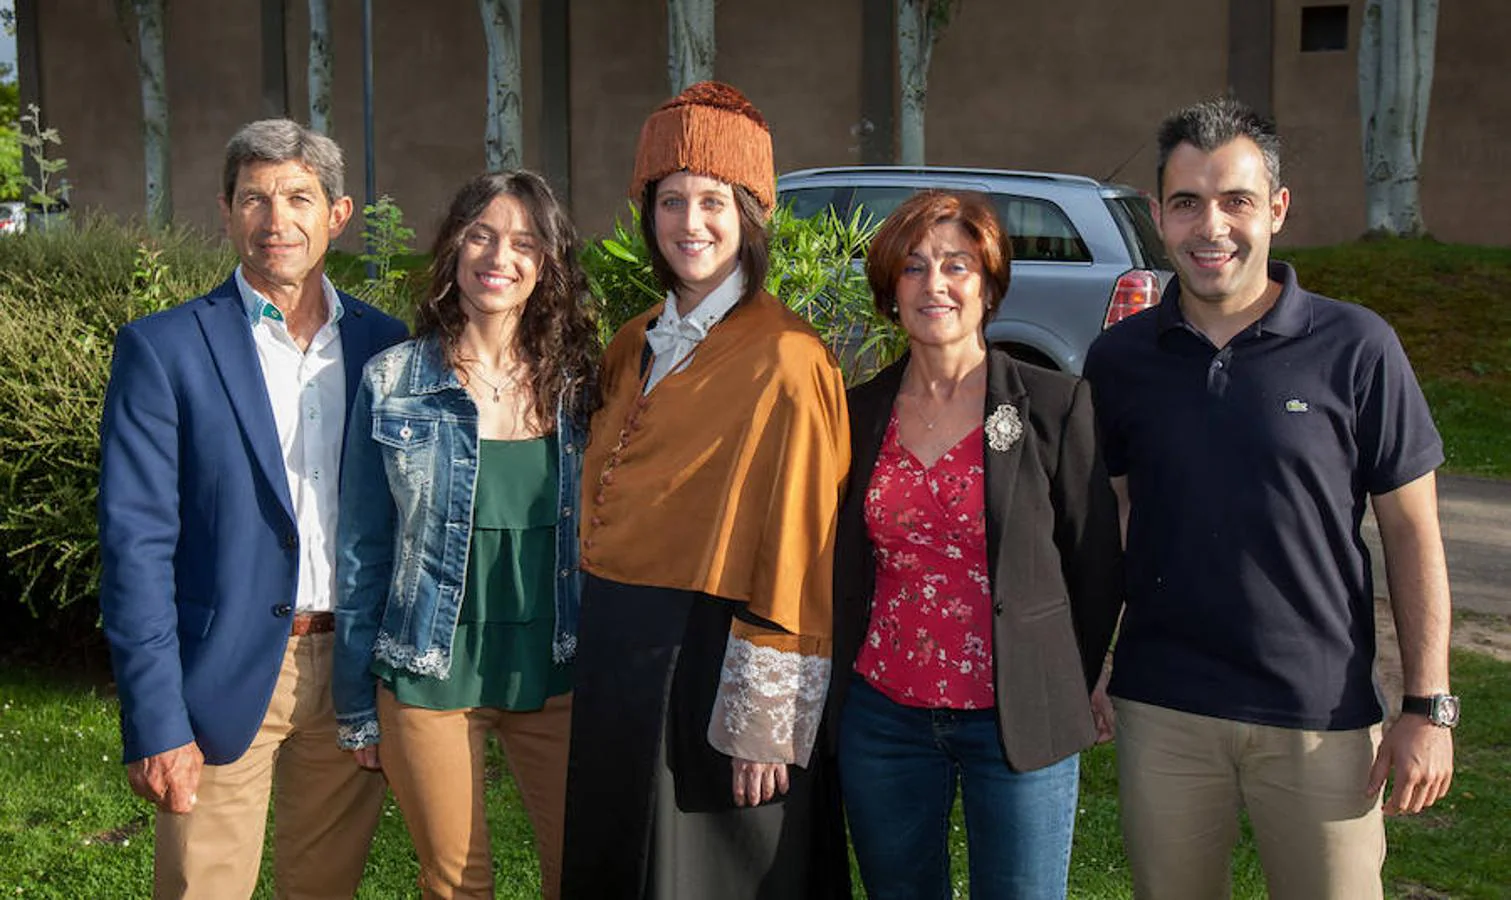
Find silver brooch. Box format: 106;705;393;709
985;404;1024;452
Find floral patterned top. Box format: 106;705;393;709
855;412;995;709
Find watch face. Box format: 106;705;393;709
1433;695;1461;727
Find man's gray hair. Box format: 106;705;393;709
222;119;345;203
1155;98;1282;199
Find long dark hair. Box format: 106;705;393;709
417;171;600;426
640;179;769;307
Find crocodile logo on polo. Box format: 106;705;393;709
1284;399;1310;413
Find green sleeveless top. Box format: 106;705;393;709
377;435;572;711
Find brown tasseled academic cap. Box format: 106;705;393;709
629;81;775;211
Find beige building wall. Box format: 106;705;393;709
37;0;266;232
566;1;664;240
30;1;1509;250
567;0;864;238
1416;1;1511;244
282;0;548;249
925;0;1226;197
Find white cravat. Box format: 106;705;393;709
643;268;745;393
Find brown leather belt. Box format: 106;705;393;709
291;611;335;636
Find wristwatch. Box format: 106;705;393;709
1401;693;1460;728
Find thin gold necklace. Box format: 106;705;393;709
905;361;985;430
913;394;943;431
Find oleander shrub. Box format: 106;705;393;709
580;202;902;383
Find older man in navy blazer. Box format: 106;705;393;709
99;119;406;898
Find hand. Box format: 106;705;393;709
351;745;382;771
126;740;205;814
1090;666;1115;744
731;758;789;808
1367;714;1453;815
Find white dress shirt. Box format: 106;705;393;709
235;266;346;613
642;268;745;393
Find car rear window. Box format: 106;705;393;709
844;187;1090;263
989;196;1091;263
1105;195;1172;270
781;187;846;220
848;187;917;226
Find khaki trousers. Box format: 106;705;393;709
153;632;388;899
378;687;573;900
1114;698;1385;900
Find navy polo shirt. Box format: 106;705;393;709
1083;261;1443;730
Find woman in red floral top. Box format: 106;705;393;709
830;191;1123;899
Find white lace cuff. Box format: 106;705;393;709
707;634;831;767
337;718;380;751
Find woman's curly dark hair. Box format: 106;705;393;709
416;170;600;427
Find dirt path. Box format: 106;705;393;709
1374;601;1510;715
1366;474;1511;712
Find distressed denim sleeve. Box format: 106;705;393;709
332;374;395;750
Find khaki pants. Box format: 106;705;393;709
1114;698;1385;900
378;687;573;900
153;632;388;899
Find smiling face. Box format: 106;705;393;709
652;171;742;310
455;193;543;323
220;159;352;297
895;221;988;351
1158;137;1290;314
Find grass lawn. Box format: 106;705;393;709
3;646;1506;898
1277;240;1511;478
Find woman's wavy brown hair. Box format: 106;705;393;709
416;171;600;427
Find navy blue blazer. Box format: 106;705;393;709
98;274;407;765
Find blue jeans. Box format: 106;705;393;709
838;676;1079;900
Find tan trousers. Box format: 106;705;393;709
153;632;388;899
1114;698;1386;900
377;687;573;900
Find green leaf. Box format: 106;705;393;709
600;239;641;263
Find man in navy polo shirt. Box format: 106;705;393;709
1084;98;1455;899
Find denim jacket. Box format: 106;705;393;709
332;336;586;749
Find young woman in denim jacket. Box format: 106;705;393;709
333;170;598;900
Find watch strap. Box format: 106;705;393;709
1400;695;1435;716
1401;693;1459;727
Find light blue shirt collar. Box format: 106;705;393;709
234;265;344;329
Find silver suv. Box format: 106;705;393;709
777;166;1171;374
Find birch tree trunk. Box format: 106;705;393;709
479;0;523;170
896;0;938;166
134;0;172;227
667;0;715;94
308;0;333;135
1358;0;1438;237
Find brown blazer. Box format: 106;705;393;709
830;346;1123;772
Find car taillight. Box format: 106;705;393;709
1104;269;1160;329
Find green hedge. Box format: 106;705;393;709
0;208;893;622
0;219;236;616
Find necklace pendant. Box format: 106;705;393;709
492;387;501;403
